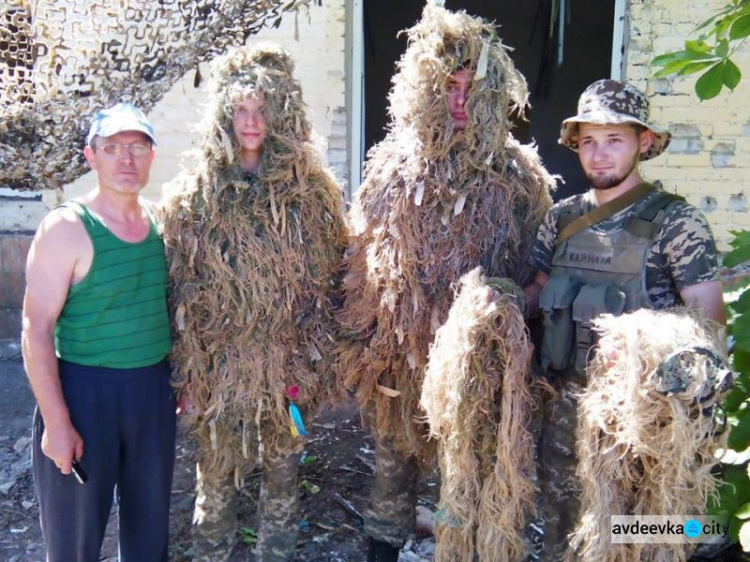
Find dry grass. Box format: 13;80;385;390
568;308;728;562
422;268;538;561
162;44;348;479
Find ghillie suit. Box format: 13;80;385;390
162;44;347;560
567;308;729;562
336;4;555;548
421;268;538;561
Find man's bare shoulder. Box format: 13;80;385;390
37;204;84;236
31;204;90;262
25;203;93;322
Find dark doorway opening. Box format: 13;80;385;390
362;0;616;200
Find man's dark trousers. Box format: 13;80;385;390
32;359;176;562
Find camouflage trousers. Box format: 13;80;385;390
363;415;421;547
537;378;583;562
192;425;305;562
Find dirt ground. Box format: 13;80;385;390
2;355;749;562
0;357;438;562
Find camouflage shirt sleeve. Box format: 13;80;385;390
653;201;720;291
644;198;720;308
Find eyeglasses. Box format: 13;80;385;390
95;143;152;157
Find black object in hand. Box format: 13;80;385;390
71;460;88;484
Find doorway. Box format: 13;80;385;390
360;0;616;200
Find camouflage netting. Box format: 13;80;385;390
337;4;556;464
161;43;347;480
0;0;313;191
568;308;729;562
421;268;537;562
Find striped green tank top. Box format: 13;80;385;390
54;201;172;368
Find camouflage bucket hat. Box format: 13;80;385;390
559;79;671;161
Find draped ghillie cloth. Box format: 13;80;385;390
336;4;556;464
568;309;730;562
1;0;314;190
421;268;538;561
162;44;348;479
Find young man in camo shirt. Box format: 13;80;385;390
524;79;725;561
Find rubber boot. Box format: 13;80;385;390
366;537;401;562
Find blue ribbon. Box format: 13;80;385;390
289;403;308;436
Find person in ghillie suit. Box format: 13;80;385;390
336;5;556;560
161;44;348;561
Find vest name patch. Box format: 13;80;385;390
565;250;613;267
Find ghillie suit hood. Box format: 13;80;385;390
337;4;555;462
162;43;348;479
421;269;538;561
568;309;729;562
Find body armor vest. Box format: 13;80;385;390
539;189;683;380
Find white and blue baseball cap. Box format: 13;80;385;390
86;102;157;146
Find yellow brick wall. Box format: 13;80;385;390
628;0;750;250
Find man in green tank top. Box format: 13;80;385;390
523;80;726;560
22;103;175;562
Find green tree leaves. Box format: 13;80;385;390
651;0;749;99
696;62;727;99
724;59;743;88
716;225;750;550
731;13;750;39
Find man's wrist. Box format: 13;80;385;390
39;408;72;430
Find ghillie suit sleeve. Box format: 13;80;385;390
421;268;537;562
162;44;348;479
337;4;555;464
568;308;730;562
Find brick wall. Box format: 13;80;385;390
627;0;750;250
0;234;32;340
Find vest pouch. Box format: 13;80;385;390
571;284;626;376
539;275;582;373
